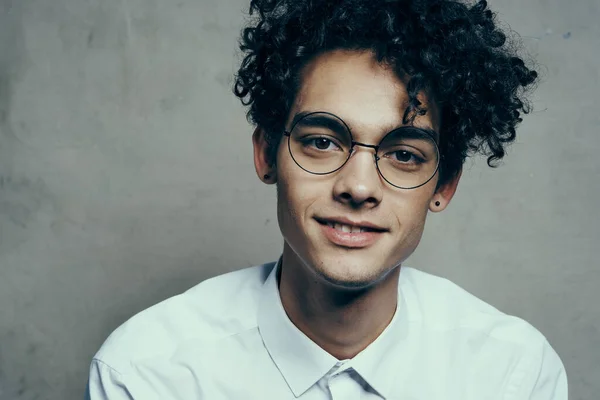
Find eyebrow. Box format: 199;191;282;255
288;111;440;143
393;125;439;142
289;112;349;136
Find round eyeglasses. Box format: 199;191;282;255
283;111;440;190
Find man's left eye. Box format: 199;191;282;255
390;150;418;163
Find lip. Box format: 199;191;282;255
314;217;387;248
314;216;387;232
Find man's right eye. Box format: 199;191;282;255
303;137;341;151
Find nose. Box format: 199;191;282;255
332;145;383;209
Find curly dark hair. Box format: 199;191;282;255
233;0;538;186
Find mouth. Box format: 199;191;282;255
314;217;387;233
314;217;387;248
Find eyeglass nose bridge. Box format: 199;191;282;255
349;141;381;162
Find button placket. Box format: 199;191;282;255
327;368;358;400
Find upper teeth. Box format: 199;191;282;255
328;222;368;233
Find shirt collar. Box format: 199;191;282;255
349;287;408;399
257;258;408;399
257;258;338;397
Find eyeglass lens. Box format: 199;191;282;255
287;112;439;189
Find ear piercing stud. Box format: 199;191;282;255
435;201;440;206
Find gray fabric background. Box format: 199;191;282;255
0;0;598;399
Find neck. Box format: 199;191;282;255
278;248;400;360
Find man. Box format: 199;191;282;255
86;0;568;398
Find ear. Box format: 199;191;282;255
252;126;276;184
429;168;462;212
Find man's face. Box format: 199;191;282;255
269;50;450;289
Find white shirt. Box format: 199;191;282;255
86;260;568;399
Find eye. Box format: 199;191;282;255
303;137;342;151
388;150;423;164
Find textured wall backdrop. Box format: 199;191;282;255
0;0;598;399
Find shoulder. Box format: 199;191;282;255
400;267;567;397
400;267;548;346
93;261;276;374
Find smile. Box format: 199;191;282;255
315;217;387;248
325;222;372;233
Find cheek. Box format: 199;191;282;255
390;190;433;242
276;156;329;238
274;143;294;225
276;180;299;230
275;152;309;232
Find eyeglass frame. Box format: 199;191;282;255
282;111;441;190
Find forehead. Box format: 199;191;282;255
288;49;440;135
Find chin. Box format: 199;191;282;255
316;272;378;290
309;252;394;290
